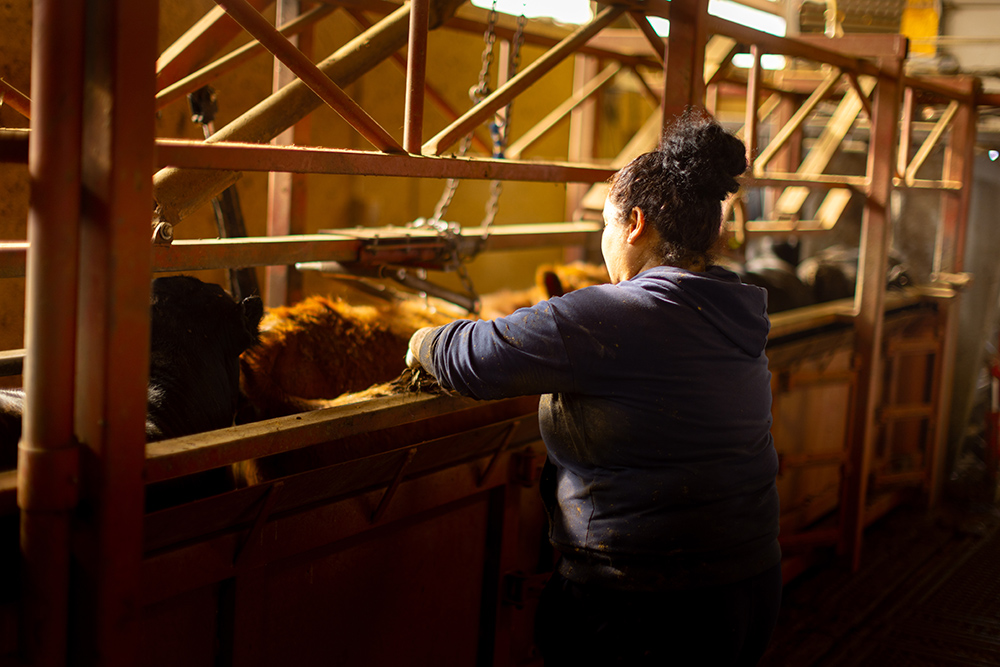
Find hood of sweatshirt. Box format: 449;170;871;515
633;264;770;357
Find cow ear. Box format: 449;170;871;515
241;295;264;338
542;271;565;298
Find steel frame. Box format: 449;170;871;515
2;0;989;664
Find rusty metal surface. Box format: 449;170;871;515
73;1;158;664
155;139;616;182
423;4;626;156
18;0;86;663
155;3;335;111
216;0;404;153
156;0;273;90
0;224;604;278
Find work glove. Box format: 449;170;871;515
405;327;435;369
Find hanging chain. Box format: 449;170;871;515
421;1;500;232
479;10;526;242
407;1;525;307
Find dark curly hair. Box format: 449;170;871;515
607;109;746;268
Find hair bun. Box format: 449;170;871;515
658;110;747;202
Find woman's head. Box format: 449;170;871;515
603;110;746;278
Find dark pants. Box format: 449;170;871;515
534;562;782;667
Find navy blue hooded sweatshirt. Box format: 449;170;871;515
413;265;780;591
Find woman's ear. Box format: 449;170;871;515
626;207;647;245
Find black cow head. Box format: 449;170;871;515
146;276;263;441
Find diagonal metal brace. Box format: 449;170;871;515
233;480;284;568
372;447;418;524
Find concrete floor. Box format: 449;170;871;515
760;470;1000;666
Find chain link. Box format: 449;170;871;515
408;0;526;308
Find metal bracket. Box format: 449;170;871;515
233;481;283;568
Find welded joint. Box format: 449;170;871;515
371;447;417;524
233;480;284;568
17;444;79;512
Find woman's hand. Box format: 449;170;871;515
405;327;435;369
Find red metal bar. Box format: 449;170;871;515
215;0;404;153
266;0;311;308
898;85;914;179
19;1;85;663
74;0;157;663
629;65;662;106
443;15;661;70
157;0;273;89
404;0;429;154
841;58;903;571
423;5;626;156
928;82;979;506
845;70;874;120
938;82;979;274
627;11;666;64
662;0;708;123
155;3;336;111
902;75;977;104
705;15;878;80
745;44;762;163
506;63;621;160
0;77;31;119
565;54;600;225
754;69;841;173
155;139;615;182
345;8;492;155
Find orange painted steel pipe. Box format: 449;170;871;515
20;0;85;664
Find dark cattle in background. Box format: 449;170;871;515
797;244;911;304
0;277;263;502
717;240;815;315
740;253;816;314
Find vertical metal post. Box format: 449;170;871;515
18;1;85;664
75;0;158;663
928;79;979;506
404;0;429;154
898;85;914;179
565;53;598;228
266;0;310;307
841;56;902;571
744;44;762;162
662;0;708;124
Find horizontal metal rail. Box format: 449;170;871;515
0;223;603;277
154;139;616;181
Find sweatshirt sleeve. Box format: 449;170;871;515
411;300;577;401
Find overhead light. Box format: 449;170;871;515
732;53;787;69
470;0;593;25
990;149;999;161
649;0;787;37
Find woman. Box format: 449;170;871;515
407;111;781;666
